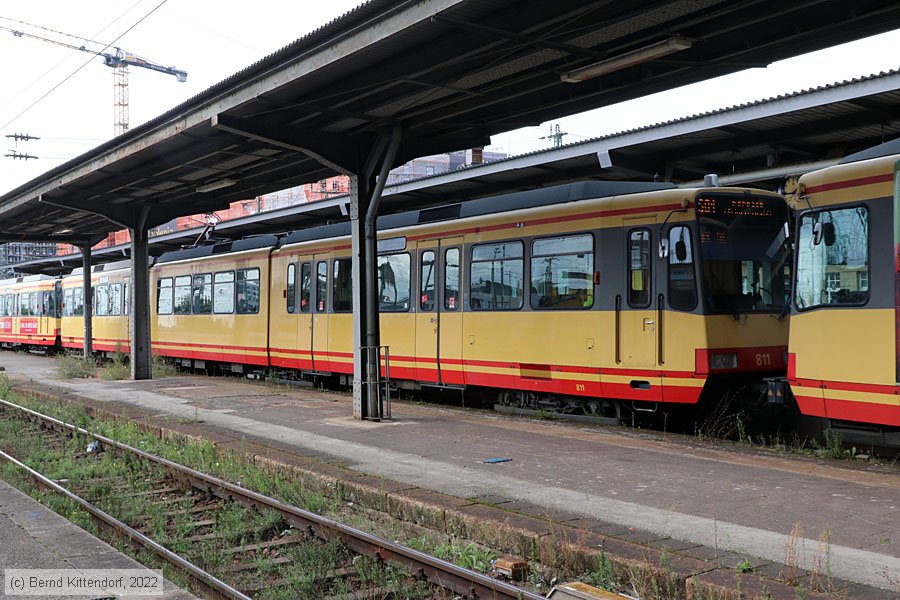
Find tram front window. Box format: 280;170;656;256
696;194;790;315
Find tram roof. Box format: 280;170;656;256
2;0;900;250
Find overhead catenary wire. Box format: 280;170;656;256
0;0;170;132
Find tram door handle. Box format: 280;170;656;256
657;293;665;366
614;295;621;364
642;318;655;332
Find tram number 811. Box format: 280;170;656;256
755;353;772;367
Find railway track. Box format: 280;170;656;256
0;398;543;600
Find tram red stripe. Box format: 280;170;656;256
804;173;893;195
404;203;687;241
795;393;900;427
280;202;686;258
790;377;900;395
154;347;269;366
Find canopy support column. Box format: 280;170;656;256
80;242;93;359
130;209;152;380
351;126;402;420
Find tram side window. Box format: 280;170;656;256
667;226;697;311
300;263;311;313
420;250;435;311
287;264;296;314
62;290;71;317
96;284;110;316
173;276;191;314
193;274;213;314
74;287;84;317
236;268;260;314
628;229;652;308
470;241;524;310
19;293;31;316
333;259;352;312
377;253;411;312
213;271;235;314
444;248;460;311
316;261;327;312
124;283;130;316
109;283;122;316
795;206;869;309
530;234;594;309
157;278;173;315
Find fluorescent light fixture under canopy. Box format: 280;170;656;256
196;179;237;193
561;36;693;83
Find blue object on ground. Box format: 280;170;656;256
482;457;512;464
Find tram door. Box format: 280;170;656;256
295;259;314;371
620;219;657;367
310;257;330;372
415;242;440;383
414;238;464;385
38;288;50;340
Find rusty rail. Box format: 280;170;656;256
0;397;543;600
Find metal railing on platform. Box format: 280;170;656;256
361;345;391;420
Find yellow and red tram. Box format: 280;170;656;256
0;274;60;349
150;181;790;415
60;261;132;354
787;139;900;431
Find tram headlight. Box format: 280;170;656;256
709;352;738;370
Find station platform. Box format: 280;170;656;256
1;352;898;597
0;478;196;599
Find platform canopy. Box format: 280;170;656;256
11;66;900;276
3;0;900;241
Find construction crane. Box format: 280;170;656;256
0;17;187;136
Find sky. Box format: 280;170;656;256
1;0;899;196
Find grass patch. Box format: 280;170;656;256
100;350;130;380
152;355;180;378
56;352;96;379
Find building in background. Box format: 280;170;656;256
0;241;58;277
305;148;504;201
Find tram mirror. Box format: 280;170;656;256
813;221;836;246
675;240;687;262
658;239;669;259
822;222;836;246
